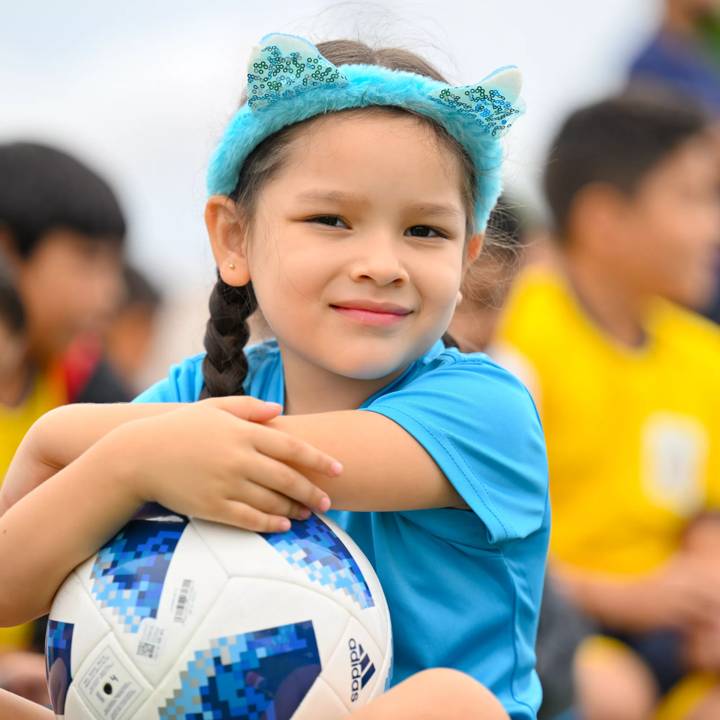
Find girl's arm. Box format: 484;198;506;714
4;401;462;520
0;402;185;510
0;690;53;720
270;412;464;510
0;401;341;626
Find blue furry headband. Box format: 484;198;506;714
207;33;524;230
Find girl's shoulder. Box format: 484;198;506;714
376;342;535;409
133;341;281;404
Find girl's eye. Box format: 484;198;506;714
406;225;447;239
309;215;349;229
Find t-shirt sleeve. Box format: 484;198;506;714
133;354;205;404
363;358;549;544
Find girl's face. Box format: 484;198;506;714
213;111;480;384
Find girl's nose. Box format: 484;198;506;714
349;236;409;287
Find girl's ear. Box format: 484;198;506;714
205;195;251;286
466;232;484;264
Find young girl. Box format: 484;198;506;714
0;34;549;720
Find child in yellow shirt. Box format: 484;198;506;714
499;91;720;719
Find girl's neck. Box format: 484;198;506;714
562;251;650;348
279;344;408;415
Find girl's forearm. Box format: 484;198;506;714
2;403;182;510
0;690;53;720
0;426;144;626
32;402;184;470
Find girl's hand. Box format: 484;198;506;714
115;396;341;533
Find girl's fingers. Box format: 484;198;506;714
211;501;292;534
243;454;330;513
249;424;342;480
228;481;311;521
204;396;283;423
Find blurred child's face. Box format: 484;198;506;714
237;112;476;381
16;230;123;358
610;134;720;308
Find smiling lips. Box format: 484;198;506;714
331;300;412;327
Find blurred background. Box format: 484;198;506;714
1;0;660;386
3;2;720;719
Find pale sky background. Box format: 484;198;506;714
1;1;662;383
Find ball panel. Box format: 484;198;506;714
289;676;349;720
75;519;227;687
62;684;95;720
192;515;388;642
263;515;374;609
46;620;74;716
72;630;152;720
74;517;188;632
155;620;321;720
322;616;387;711
184;577;350;670
150;577;350;719
48;573;110;681
320;514;392;648
190;517;292;579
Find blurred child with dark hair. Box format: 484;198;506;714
446;198;526;353
0;141;129;694
498;91;720;719
104;263;162;394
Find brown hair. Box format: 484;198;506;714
201;39;477;398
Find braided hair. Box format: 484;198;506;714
201;39;476;397
200;276;257;398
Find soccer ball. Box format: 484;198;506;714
45;509;392;719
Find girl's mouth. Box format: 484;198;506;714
330;301;412;327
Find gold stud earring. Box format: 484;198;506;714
228;262;236;270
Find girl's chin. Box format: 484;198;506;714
328;357;412;382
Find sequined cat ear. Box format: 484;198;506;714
247;33;348;111
428;66;524;137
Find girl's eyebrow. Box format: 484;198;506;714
406;202;464;218
295;190;367;205
295;190;463;217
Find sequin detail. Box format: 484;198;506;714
429;85;521;137
248;42;346;111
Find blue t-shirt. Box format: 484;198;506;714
135;340;549;720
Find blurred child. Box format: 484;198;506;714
0;142;127;686
104;263;162;394
498;92;720;720
446;199;526;352
0;143;126;371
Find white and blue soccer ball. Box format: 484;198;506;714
45;509;392;719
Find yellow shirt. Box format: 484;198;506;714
498;267;720;576
1;371;64;482
0;370;65;651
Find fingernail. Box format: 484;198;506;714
318;496;331;513
278;518;291;532
266;402;283;411
329;461;343;476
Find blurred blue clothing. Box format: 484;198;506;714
135;340;550;720
629;30;720;114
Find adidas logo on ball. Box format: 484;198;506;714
349;637;376;702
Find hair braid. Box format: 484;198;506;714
200;273;257;398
